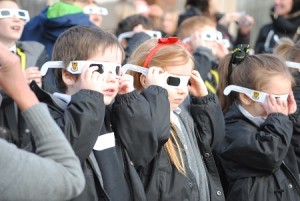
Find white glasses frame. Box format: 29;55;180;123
224;85;289;103
41;61;121;76
182;31;230;48
83;6;108;15
122;64;190;88
117;31;162;42
0;9;30;22
285;61;300;69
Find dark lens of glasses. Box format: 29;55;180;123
90;64;104;74
116;66;120;75
18;11;25;17
167;76;180;86
1;10;10;16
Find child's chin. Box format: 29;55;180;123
104;97;115;105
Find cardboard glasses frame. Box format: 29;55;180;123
83;6;108;15
41;61;121;77
182;31;230;48
117;31;162;42
0;9;30;22
122;64;190;88
224;85;289;103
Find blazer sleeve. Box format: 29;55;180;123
111;86;170;169
190;93;225;150
220;113;293;172
57;89;105;163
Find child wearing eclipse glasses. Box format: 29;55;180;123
177;16;229;94
216;44;300;201
31;26;164;201
125;37;225;201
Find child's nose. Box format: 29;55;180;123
105;72;116;83
12;15;20;21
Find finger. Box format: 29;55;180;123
268;94;276;106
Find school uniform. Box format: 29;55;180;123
136;93;225;201
30;82;170;201
217;102;300;201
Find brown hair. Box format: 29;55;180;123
52;26;124;93
274;37;300;63
177;16;216;40
127;39;195;174
217;53;294;113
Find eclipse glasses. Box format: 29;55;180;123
117;31;162;42
0;9;30;22
41;61;121;77
224;85;289;103
182;31;230;48
83;6;108;15
122;64;190;89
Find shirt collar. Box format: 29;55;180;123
173;107;181;115
9;45;17;54
238;104;266;126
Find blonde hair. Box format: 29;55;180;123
127;38;195;174
177;16;216;40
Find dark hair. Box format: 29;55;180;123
217;53;294;112
291;0;300;14
52;26;124;93
185;0;209;13
115;14;153;37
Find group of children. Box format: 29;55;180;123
1;0;300;201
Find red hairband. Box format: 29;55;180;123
142;37;187;68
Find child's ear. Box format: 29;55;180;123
139;74;147;88
239;93;252;105
62;70;76;86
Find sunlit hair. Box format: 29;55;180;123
127;38;195;175
217;53;294;113
52;26;124;93
0;0;17;3
177;16;216;40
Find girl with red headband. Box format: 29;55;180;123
126;37;225;201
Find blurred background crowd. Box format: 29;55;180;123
17;0;273;47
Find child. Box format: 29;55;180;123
115;14;155;63
177;16;229;94
216;45;300;201
20;0;94;59
32;26;170;201
126;37;225;201
0;0;49;152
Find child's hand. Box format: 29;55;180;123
24;67;42;88
215;41;229;60
76;65;104;93
118;74;134;94
188;70;208;97
262;94;289;116
287;90;297;114
145;67;168;88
